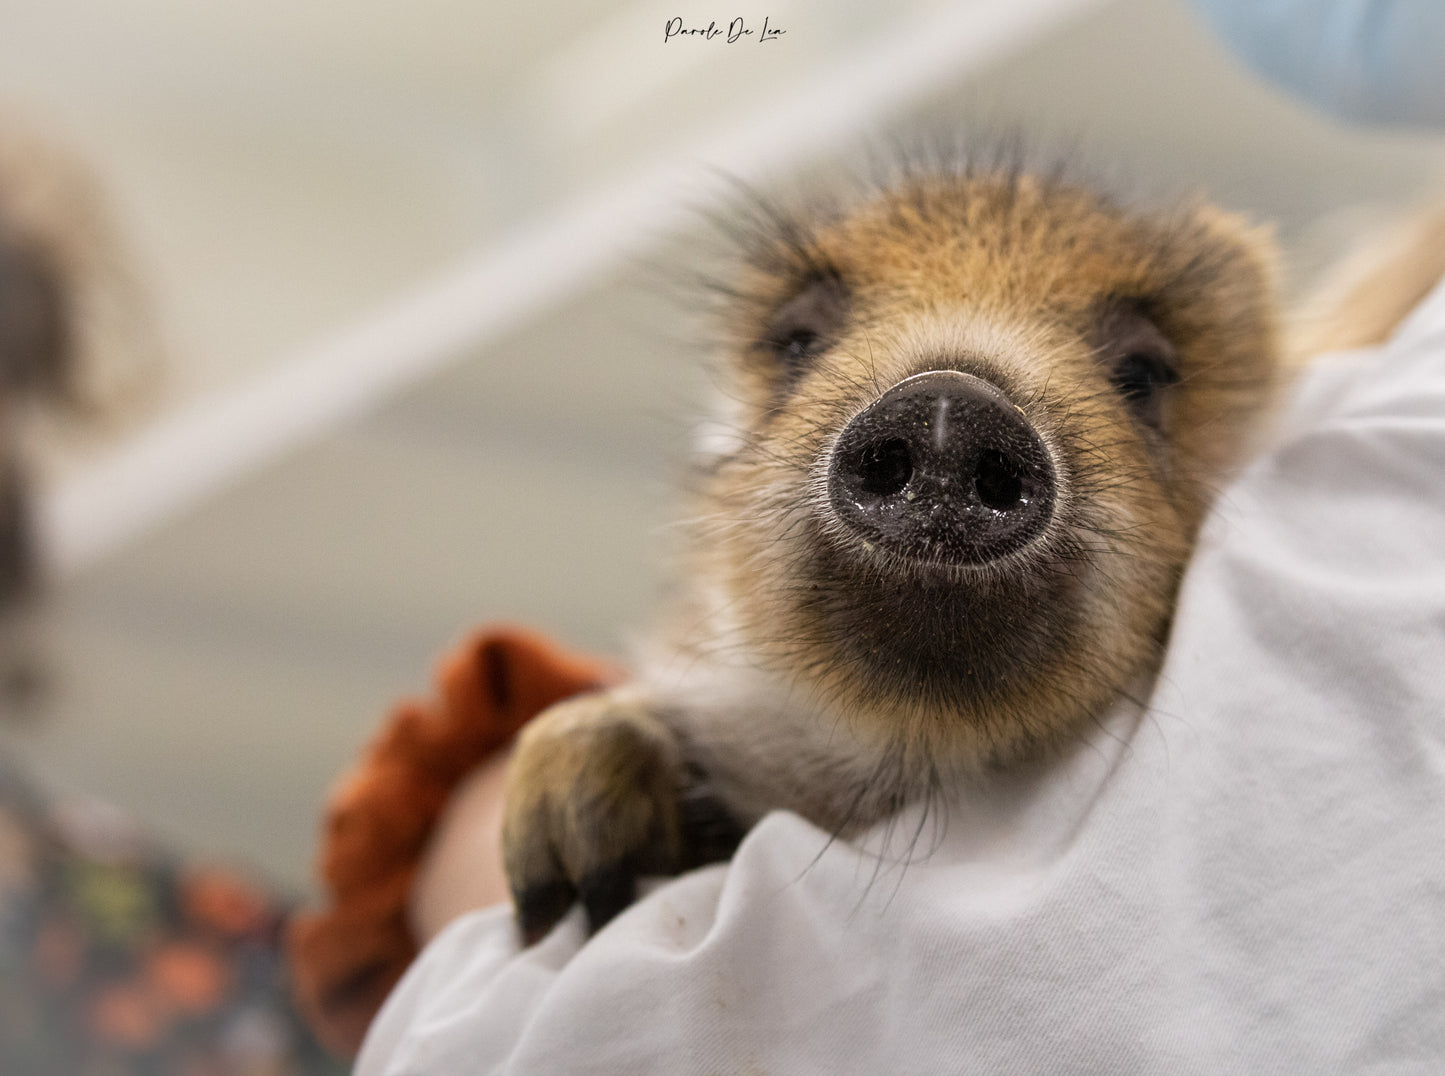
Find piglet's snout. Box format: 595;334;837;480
827;370;1056;566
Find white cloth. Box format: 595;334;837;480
357;280;1445;1075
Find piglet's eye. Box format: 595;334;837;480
1111;352;1178;406
1092;301;1180;430
778;328;818;361
762;273;847;377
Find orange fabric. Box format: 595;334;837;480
286;626;617;1058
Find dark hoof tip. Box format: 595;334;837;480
516;880;576;945
579;862;639;935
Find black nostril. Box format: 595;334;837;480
827;369;1056;566
858;438;913;497
973;449;1024;511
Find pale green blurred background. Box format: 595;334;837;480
1;0;1442;892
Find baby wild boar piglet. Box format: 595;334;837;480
503;167;1281;942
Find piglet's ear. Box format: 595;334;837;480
1184;203;1280;299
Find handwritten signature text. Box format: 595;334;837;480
663;17;786;43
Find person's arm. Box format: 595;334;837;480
408;746;514;943
1190;0;1445;125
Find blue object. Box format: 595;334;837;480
1191;0;1445;125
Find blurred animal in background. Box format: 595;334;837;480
0;121;157;616
0;123;345;1076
